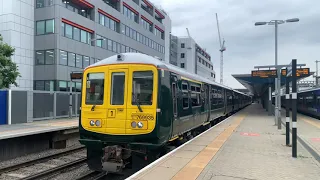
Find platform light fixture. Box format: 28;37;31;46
254;17;300;130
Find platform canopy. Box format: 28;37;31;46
232;72;314;97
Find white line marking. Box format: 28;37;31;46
126;114;236;180
286;117;290;122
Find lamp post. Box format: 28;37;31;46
255;18;299;129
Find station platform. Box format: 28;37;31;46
0;118;78;140
280;110;320;160
128;104;320;180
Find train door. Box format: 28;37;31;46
106;67;128;134
204;84;210;122
171;74;179;137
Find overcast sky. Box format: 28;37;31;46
152;0;320;89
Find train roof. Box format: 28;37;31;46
89;53;249;95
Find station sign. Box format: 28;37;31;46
251;70;277;78
281;68;310;77
70;72;83;80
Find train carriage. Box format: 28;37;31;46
79;53;251;173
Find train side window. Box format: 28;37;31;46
182;83;188;92
196;86;201;92
191;85;196;92
111;72;125;105
85;72;104;105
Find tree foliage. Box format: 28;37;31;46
0;34;20;89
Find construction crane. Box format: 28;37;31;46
216;13;226;84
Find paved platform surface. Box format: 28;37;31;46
280;109;320;160
128;104;320;180
0;118;78;140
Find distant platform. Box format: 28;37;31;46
127;104;320;180
0;118;78;140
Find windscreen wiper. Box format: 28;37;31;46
136;101;143;112
135;94;143;112
91;104;96;111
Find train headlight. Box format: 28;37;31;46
137;122;143;128
95;120;101;126
90;120;95;126
131;121;137;128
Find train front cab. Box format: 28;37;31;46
79;63;160;172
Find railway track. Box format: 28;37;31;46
0;146;86;180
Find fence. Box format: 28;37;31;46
0;89;81;125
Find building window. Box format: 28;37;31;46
181;63;185;68
36;21;45;35
155;28;164;40
65;24;73;38
141;0;153;16
107;39;112;51
62;0;92;20
61;22;92;45
45;50;54;64
35;50;45;65
83;56;90;68
34;80;54;91
181;53;185;58
36;0;53;8
36;19;54;35
123;6;139;23
76;54;83;68
181;43;185;48
36;0;44;8
59;50;68;65
96;35;102;47
98;13;120;33
80;30;87;43
211;73;214;77
73;27;80;41
58;81;68;91
68;52;76;67
35;50;55;65
141;18;153;33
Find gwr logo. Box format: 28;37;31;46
131;113;154;120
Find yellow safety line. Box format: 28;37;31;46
171;114;247;180
301;117;320;129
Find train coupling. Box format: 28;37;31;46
101;145;130;173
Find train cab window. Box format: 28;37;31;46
111;72;125;105
132;71;153;105
85;73;104;105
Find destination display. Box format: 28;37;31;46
251;70;277;78
281;68;310;77
70;72;83;80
